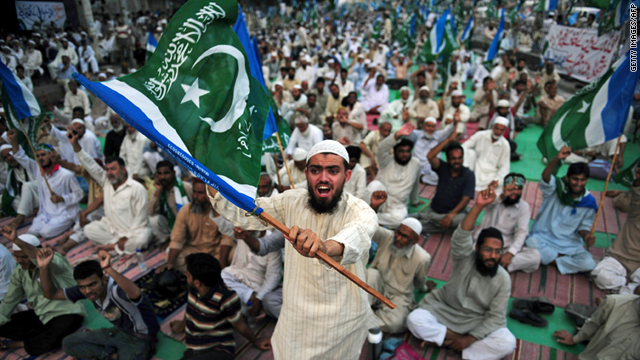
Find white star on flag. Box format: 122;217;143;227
181;78;209;108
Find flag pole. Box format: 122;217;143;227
18;120;53;195
275;131;296;189
589;134;623;244
258;210;396;309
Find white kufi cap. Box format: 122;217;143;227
400;218;422;236
12;234;40;251
497;99;510;108
493;116;510;127
71;118;85;125
293;148;308;161
424;117;437;124
451;90;464;97
306;140;349;163
419;86;430;92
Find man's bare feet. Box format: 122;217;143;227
170;318;186;334
57;235;70;247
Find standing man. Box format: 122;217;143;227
525;147;598;275
39;249;159;360
207;140;380;360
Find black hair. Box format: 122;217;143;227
16;64;24;71
156;160;174;172
416;71;426;78
72;106;85;115
73;260;104;280
316;77;325;84
514;79;526;87
394;138;414;151
346;145;362;161
483;76;493;86
567;162;590;178
477;227;504;248
307;93;316;99
445;142;464;158
185;253;221;288
544;80;556;88
340;68;348;74
105;156;125;167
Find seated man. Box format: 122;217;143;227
537;80;565;127
367;218;431;333
332;107;363;145
359;121;392;178
474;174;541;273
344;146;367;199
222;228;284;319
379;86;412;132
441;90;470;137
0;243;14;303
410;131;475;234
462;117;511;191
50;117;102;166
62;80;90;118
525;147;598;275
148;161;193;244
0;144;37;221
104;114;127;158
470;76;498;129
8;130;83;238
324;83;346;124
411;117;455;185
591;166;640;294
0;230;84;355
488;99;523;162
120;124;151;181
294;93;325;126
553;294;639;359
407;186;516;360
282;85;308;125
408;86;440;129
284;115;323;157
156;179;235;273
278;148;307;189
375;124;421;228
173;254;271;360
39;249;159;360
69;131;153;255
361;73;390;114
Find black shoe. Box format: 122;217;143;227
509;308;548;327
513;296;555;315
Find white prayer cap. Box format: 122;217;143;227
294;115;309;124
293;148;308;161
400;218;422;237
27;40;36;45
398;53;405;57
12;234;40;251
399;86;410;93
451;90;464;97
156;26;163;32
327;59;335;64
306;140;349;163
425;117;437;124
363;48;370;54
497;99;510;108
364;59;371;65
452;50;460;56
98;72;107;79
291;61;297;67
493;116;510;127
129;68;137;73
71;118;85;126
419;86;430;92
292;84;302;90
0;144;12;153
304;55;311;62
61;38;68;42
273;81;283;90
106;68;115;73
331;48;337;52
357;54;364;59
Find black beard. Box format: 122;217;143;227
475;251;500;277
394;153;411;166
502;195;521;207
288;75;295;79
306;182;344;215
332;93;339;99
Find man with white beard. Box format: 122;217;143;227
282;85;308;125
21;40;43;79
411;118;456;185
408;87;440;129
207;140;380;360
285;115;323;157
462;117;511;191
367;218;432;333
380;86;413;132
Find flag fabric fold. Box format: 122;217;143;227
0;62;40;120
460;14;474;45
146;31;157;55
537;51;639;161
484;8;504;64
74;0;269;214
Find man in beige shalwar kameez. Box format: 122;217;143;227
208;140;381;360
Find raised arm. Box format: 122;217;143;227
427;124;458;170
542;146;571;184
37;248;67;300
70;131;107;184
6;129;39;177
377;123;414;169
1;226;37;259
99;250;141;300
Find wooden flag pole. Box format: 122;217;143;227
18;121;53;194
589;134;623;241
275;131;295;189
258;210;396;309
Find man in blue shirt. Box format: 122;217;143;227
56;55;78;93
525;146;598;275
38;248;159;360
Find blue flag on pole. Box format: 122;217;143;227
146;31;157;53
0;62;40;120
485;8;504;63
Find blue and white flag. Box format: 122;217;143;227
545;0;558;11
485;8;504;63
146;31;157;54
371;1;378;10
431;8;449;54
568;12;578;25
460;14;474;43
0;61;40;120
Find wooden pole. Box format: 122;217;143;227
258;211;396;309
589;135;623;241
275;131;295;189
273;153;282;187
18;121;53;194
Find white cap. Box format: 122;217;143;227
98;72;107;79
294;115;309;124
292;84;302;90
497;99;510;108
304;55;311;62
451;90;464;97
399;86;410;93
27;40;35;45
273;81;283;89
364;59;371;65
357;54;364;59
493;116;510;127
106;68;115;73
400;218;422;237
293;148;308;161
327;59;335;64
425;117;437;124
71;118;85;125
306;140;349;163
0;144;12;153
12;234;40;251
419;86;430;92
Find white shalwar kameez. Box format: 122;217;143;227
361;81;390;112
344;163;367;199
209;189;381;360
462;130;511;191
13;148;83;238
411;125;455;185
375;136;421;228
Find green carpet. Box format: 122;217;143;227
80;300;186;360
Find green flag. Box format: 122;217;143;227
586;0;611;9
0;85;43;158
613;158;640;188
262;98;291;153
371;15;382;40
